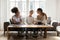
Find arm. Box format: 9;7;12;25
16;16;22;24
12;17;16;24
42;15;47;25
19;18;22;24
12;16;21;24
34;16;39;24
33;17;38;24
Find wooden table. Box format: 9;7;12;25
7;24;53;39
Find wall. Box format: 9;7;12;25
56;0;60;22
0;0;7;30
45;0;57;21
0;0;1;30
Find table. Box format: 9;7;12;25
7;24;53;39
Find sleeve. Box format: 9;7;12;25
36;16;41;22
11;16;16;23
42;15;47;25
12;16;15;20
20;16;22;22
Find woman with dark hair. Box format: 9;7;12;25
11;7;24;36
36;8;47;36
11;7;22;24
37;8;47;25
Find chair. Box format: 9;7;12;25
4;22;10;35
47;22;58;31
56;23;60;36
47;17;51;24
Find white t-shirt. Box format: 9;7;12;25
12;15;21;23
26;16;34;25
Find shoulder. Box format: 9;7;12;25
12;15;16;20
12;15;16;18
43;12;47;16
37;15;40;18
43;12;47;19
32;17;34;19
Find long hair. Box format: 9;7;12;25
37;8;47;19
42;13;47;19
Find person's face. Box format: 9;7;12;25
37;11;41;15
16;11;20;16
30;11;33;15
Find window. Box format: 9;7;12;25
9;0;27;18
29;0;46;18
8;0;46;19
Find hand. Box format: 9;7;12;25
34;22;37;24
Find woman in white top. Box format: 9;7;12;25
11;7;22;24
26;10;34;36
36;8;47;36
37;8;47;25
11;7;24;35
26;10;34;25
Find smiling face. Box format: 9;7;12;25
37;8;43;15
15;11;20;17
37;10;42;15
15;11;20;16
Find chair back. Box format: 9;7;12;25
47;17;51;24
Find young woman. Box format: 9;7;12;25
26;10;34;37
37;8;47;25
36;8;47;36
26;10;34;25
11;7;22;24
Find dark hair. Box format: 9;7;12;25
37;8;43;12
11;7;18;13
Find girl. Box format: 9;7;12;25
26;10;34;25
26;10;34;37
11;7;22;24
36;8;47;36
37;8;47;25
11;7;24;36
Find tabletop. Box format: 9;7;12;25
8;24;53;28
